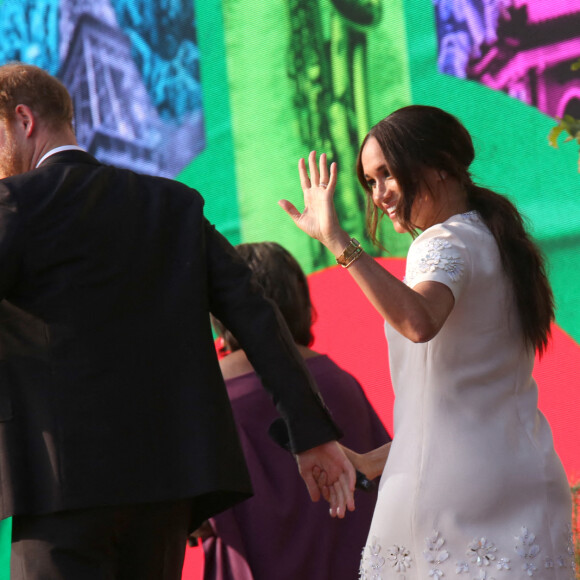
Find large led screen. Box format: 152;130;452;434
0;1;579;578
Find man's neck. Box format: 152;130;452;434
36;144;84;168
29;127;79;170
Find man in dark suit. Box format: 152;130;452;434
0;63;355;579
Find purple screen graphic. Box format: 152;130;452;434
434;0;580;120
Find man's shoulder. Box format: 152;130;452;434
127;170;205;206
1;161;206;216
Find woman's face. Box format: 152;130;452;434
360;136;439;233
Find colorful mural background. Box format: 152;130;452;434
0;0;579;578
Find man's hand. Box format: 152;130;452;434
296;440;356;518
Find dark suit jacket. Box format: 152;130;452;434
0;150;341;526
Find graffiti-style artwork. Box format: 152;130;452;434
434;0;580;119
287;0;383;267
0;0;205;177
0;0;60;73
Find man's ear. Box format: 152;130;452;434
13;104;35;137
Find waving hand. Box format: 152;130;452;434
279;152;347;250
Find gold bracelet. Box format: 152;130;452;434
336;238;364;268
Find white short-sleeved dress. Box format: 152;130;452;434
359;211;574;580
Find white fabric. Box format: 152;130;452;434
360;212;574;580
36;145;85;168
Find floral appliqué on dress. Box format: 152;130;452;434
460;210;479;222
514;527;540;576
360;537;412;579
424;531;450;579
407;238;465;287
467;537;498;568
361;525;575;578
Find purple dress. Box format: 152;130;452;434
201;354;390;580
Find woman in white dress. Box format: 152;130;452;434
279;105;575;580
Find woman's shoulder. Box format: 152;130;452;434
417;211;486;239
410;211;493;256
405;211;496;292
444;210;490;235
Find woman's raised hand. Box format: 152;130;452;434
279;151;347;251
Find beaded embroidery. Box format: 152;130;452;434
496;559;511;571
389;544;412;574
472;571;496;580
514;527;540;576
424;531;450;579
359;537;411;579
359;536;387;579
359;524;575;578
461;210;480;222
407;238;465;286
456;561;470;574
468;537;498;568
563;524;577;574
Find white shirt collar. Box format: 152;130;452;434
36;145;86;168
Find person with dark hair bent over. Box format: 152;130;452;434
0;62;355;580
196;242;391;580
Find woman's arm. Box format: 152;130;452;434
341;442;392;481
337;254;454;343
279;152;454;342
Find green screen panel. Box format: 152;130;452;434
404;0;580;344
221;0;413;272
177;0;241;244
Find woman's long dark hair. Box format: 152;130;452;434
356;105;554;355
